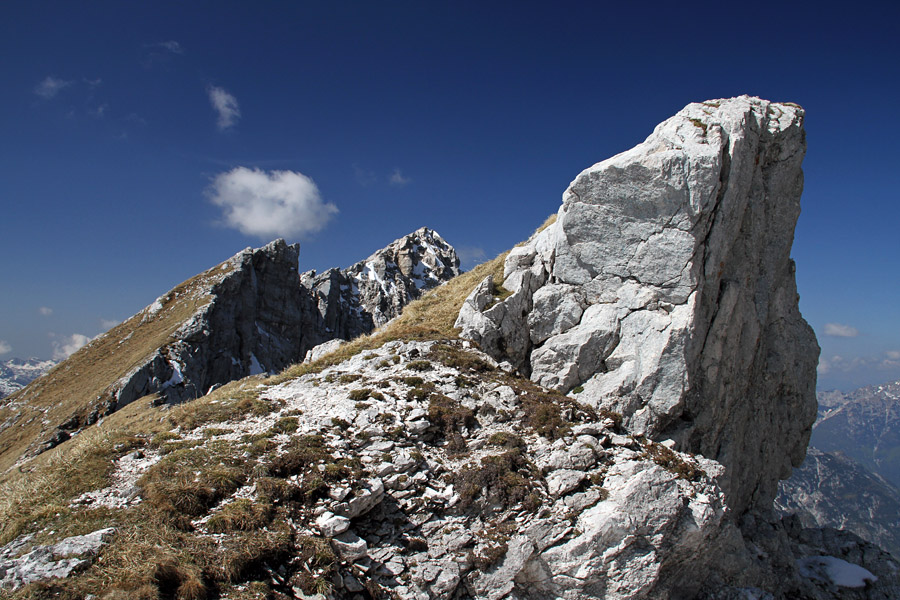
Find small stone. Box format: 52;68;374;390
315;512;350;537
546;469;585;496
331;532;368;561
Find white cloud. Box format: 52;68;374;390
208;167;338;239
100;318;120;330
457;246;487;268
51;333;92;361
823;322;859;338
34;76;72;99
886;350;900;361
38;306;53;316
389;168;411;187
157;40;183;54
207;85;240;130
0;341;11;355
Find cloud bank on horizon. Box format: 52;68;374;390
207;167;338;239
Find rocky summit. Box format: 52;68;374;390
1;97;897;600
456;96;819;516
302;228;461;346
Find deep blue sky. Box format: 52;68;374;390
1;1;898;390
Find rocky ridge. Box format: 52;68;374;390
809;381;900;488
776;382;900;559
301;228;460;345
0;359;55;399
456;96;819;515
2;97;895;599
0;230;458;468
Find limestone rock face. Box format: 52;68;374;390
112;239;318;406
456;96;820;515
301;227;460;342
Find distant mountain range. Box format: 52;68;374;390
778;380;900;557
0;357;55;398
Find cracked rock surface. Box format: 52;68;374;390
456;96;820;515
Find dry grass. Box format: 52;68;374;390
0;396;168;546
0;259;240;473
168;377;276;431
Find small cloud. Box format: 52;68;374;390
353;164;378;187
823;322;859;338
34;76;72;99
51;333;92;360
142;41;184;67
83;78;102;87
207;167;338;239
156;40;183;54
207;85;240;131
38;306;53;316
886;350;900;361
389;168;411;187
90;104;108;118
100;318;120;331
456;246;487;269
0;340;11;355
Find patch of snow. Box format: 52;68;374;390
797;555;878;588
161;360;184;390
147;298;164;317
249;354;265;376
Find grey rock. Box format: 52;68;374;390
0;528;115;591
316;512;351;537
331;532;368;561
302;227;460;341
456;96;819;515
304;339;346;363
546;469;585;496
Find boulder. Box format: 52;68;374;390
456;96;820;515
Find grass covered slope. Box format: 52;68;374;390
0;259;240;474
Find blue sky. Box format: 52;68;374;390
1;1;898;391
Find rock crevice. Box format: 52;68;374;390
456;96;820;515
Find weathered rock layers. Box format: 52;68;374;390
457;96;820;514
111;239;314;407
301;227;460;343
113;229;459;408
